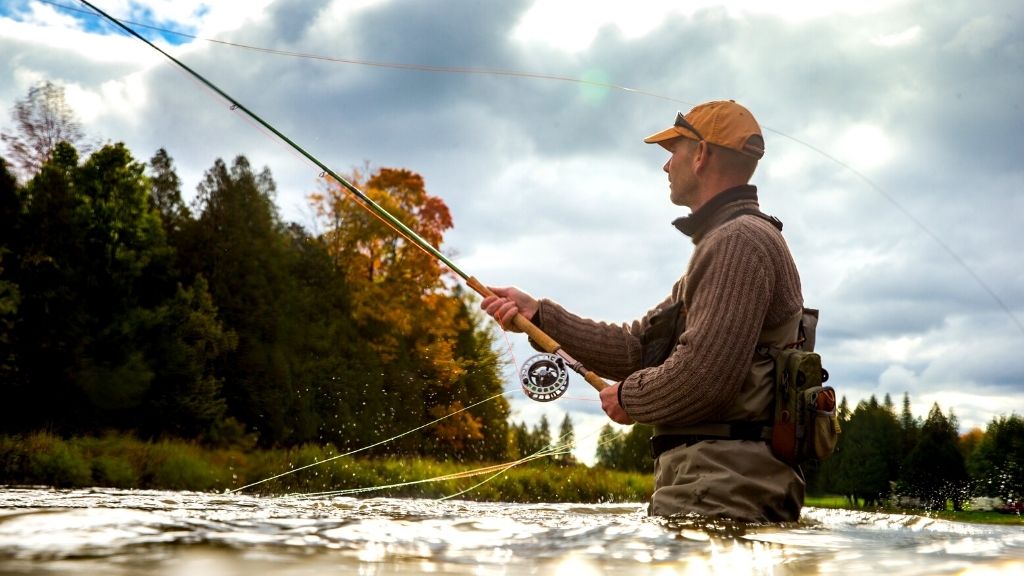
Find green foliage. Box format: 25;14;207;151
814;395;901;505
968;414;1024;502
0;156;19;377
898;404;971;510
594;423;652;472
0;433;651;503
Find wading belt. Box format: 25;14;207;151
650;422;771;459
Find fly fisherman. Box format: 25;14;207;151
481;100;806;522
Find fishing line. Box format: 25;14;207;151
229;390;516;493
293;428;582;501
47;0;1022;336
295;443;568;499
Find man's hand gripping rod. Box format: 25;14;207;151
466;277;609;401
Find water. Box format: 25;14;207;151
1;488;1022;575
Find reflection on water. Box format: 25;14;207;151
0;487;1022;575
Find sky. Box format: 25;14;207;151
2;0;1022;465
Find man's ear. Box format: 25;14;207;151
692;140;711;173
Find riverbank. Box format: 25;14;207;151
804;495;1023;525
3;433;1020;525
0;432;651;502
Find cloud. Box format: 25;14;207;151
2;0;1021;453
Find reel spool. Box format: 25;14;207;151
519;353;570;402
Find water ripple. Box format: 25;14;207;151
1;487;1022;575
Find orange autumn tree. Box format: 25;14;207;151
311;167;502;458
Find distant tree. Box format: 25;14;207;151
2;141;192;434
555;413;577;465
1;81;92;180
181;155;305;446
595;424;624;469
620;424;654;472
147;148;190;238
900;403;971;510
593;423;652;472
0;158;19;379
508;418;556;460
139;276;239;443
313;167;498;456
832;396;901;506
838;395;851;421
899;392;919;462
534;415;552;453
446;292;510;462
959;427;984;462
968;414;1024;503
511;421;532;459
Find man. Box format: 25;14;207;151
482;100;806;522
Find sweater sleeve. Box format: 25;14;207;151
532;285;680;381
618;225;773;426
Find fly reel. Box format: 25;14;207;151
519;353;570;402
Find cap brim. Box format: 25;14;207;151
643;126;697;149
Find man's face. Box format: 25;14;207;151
663;137;698;207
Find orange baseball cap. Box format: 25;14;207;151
643;100;765;159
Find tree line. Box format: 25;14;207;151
0;82;524;462
595;394;1023;510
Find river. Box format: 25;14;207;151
1;487;1022;575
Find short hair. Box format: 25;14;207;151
709;143;758;181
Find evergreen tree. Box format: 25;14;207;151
900;403;971;510
533;415;552;453
555;413;577;465
4;142;179;433
139;276;239;443
968;414;1024;503
595;424;624;469
511;421;532;459
620;424;654;472
147;148;190;238
0;158;20;381
446;291;510;462
181;156;303;446
832;396;901;506
899;392;919;463
593;423;652;472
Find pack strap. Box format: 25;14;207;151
727;207;783;231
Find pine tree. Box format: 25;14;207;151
900;403;971;510
555;413;577;465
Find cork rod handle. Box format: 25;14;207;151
467;277;609;392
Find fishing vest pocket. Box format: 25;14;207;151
768;343;840;466
640;300;685;368
806;385;840;460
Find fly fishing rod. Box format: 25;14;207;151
79;0;606;401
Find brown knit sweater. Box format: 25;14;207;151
536;185;803;427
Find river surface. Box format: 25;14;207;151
1;487;1022;575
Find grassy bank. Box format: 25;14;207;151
805;495;1023;525
0;432;652;503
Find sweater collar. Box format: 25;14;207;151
672;184;759;240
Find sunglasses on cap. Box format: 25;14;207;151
674;112;704;141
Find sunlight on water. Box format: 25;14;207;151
0;488;1022;575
